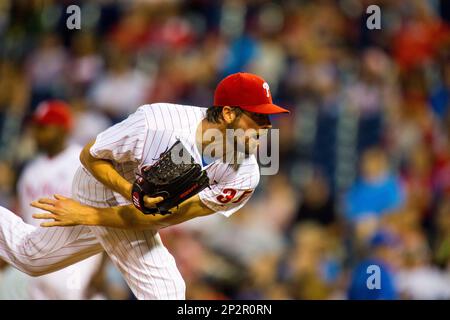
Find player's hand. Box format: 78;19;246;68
30;194;98;227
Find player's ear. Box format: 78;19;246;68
221;106;236;124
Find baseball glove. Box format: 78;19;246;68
131;140;210;215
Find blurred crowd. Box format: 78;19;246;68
1;0;450;299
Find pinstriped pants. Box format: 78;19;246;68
0;206;185;300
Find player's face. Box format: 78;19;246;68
33;124;67;154
229;110;272;155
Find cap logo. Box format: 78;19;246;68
262;82;270;98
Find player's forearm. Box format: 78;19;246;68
86;159;132;201
92;196;214;230
134;196;214;230
83;205;141;229
80;140;132;201
32;193;214;230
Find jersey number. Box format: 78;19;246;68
217;189;253;204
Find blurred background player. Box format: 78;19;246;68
18;100;80;225
0;100;103;300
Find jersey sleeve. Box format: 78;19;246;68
198;164;260;217
90;107;149;163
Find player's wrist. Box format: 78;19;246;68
123;183;133;201
114;182;133;202
86;206;103;226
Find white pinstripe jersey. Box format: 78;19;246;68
74;103;260;217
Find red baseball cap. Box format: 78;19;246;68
214;72;290;114
33;100;73;131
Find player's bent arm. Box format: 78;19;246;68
80;139;133;201
31;194;214;230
